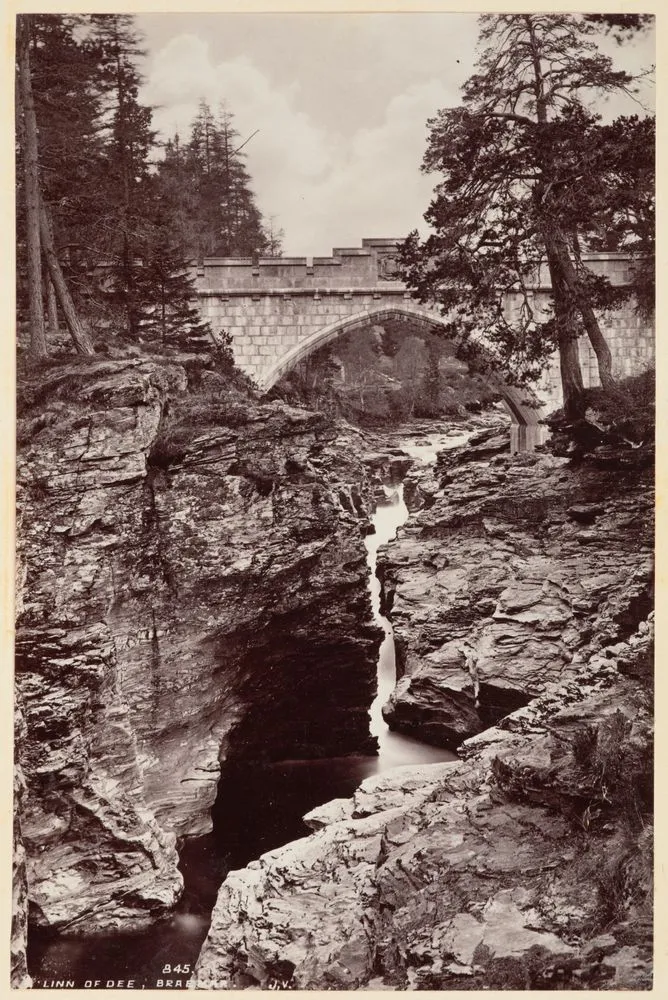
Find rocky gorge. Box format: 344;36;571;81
13;354;654;990
193;427;654;990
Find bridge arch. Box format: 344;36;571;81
258;304;543;426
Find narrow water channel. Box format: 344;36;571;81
366;483;455;767
27;428;463;989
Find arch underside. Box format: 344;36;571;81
258;305;544;426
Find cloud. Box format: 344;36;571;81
297;80;455;252
142;34;455;255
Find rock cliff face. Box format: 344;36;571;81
12;697;32;988
193;438;653;990
381;428;653;746
15;357;379;934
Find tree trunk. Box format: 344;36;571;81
17;17;47;358
527;26;608;418
552;237;617;391
543;233;585;419
39;200;95;356
579;299;616;388
122;234;137;337
46;276;59;338
557;331;585;420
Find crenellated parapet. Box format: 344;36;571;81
191;239;635;294
191;239;405;292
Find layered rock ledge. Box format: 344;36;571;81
381;428;653;746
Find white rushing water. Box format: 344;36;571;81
364;430;471;769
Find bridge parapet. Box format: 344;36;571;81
191;238;405;291
191;240;635;293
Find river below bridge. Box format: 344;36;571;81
27;424;474;989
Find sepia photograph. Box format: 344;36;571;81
11;4;656;991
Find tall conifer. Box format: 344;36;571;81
89;14;155;337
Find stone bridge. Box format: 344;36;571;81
192;238;654;423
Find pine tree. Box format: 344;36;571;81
186;100;219;258
16;13;95;357
17;14;102;350
135;199;216;350
28;14;105;271
400;14;654;418
17;16;46;357
215;105;267;257
262;216;284;257
88;14;156;337
155;133;201;256
586;115;655;319
158;101;269;260
17;12;278;359
137;248;213;350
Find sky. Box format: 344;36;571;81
137;13;655;257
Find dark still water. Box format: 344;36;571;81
28;431;462;990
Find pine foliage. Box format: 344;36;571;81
156;101;273;260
